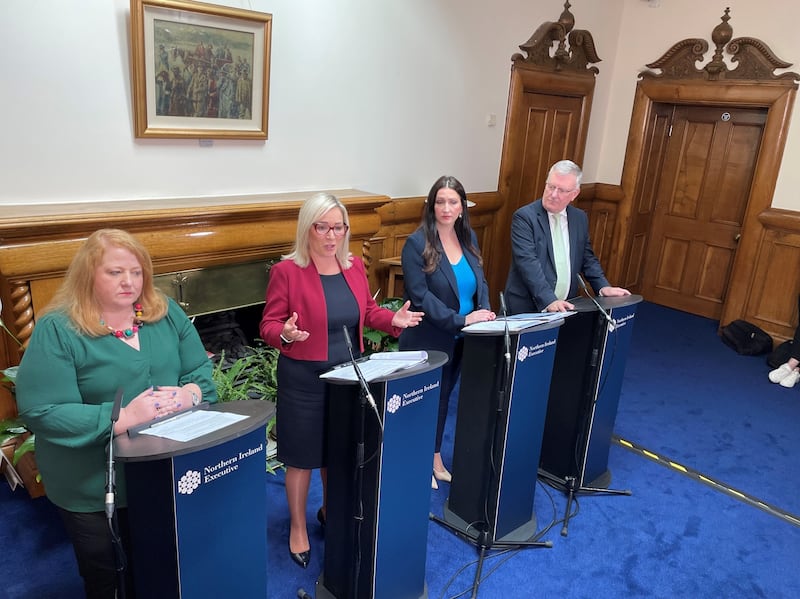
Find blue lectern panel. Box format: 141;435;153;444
582;303;638;486
494;327;558;538
372;368;440;599
320;356;445;599
447;322;560;543
171;427;268;597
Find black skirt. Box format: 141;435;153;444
275;355;333;469
275;272;360;469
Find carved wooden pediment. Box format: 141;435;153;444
511;1;600;76
640;8;799;82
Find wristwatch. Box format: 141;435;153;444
190;391;201;406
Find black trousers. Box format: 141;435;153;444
436;337;465;453
58;507;136;599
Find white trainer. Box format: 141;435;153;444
779;369;800;388
769;362;794;383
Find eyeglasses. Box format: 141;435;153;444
545;182;577;196
313;222;349;236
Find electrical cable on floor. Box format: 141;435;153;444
436;479;560;599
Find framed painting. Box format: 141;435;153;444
130;0;272;139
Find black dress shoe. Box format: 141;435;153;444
289;546;310;569
317;508;326;529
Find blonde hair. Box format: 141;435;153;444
45;229;168;336
283;192;352;269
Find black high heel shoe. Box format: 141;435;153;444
289;546;310;569
317;508;326;529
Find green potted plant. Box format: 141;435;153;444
363;297;404;354
0;366;45;497
1;298;45;497
211;343;282;472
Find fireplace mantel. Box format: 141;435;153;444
0;189;390;418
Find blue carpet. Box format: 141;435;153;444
616;302;800;515
2;301;799;598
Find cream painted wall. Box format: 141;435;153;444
1;1;797;209
0;0;621;205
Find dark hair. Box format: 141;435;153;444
420;175;482;273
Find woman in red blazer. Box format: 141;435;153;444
260;193;422;569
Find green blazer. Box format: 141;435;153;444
15;298;216;512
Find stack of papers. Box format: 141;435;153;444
320;351;428;382
137;410;248;442
461;311;575;333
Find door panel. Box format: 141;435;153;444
641;105;766;318
514;94;583;215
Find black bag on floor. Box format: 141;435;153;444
720;319;773;356
767;340;793;368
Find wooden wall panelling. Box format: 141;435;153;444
0;191;391;416
371;191;504;305
746;209;800;342
575;182;622;278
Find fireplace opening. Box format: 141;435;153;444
152;258;277;367
193;304;266;367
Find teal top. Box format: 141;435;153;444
452;254;477;316
15;298;217;512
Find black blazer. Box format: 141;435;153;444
399;228;491;356
504;199;609;314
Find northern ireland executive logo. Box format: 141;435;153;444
177;470;202;495
517;345;530;362
387;393;402;414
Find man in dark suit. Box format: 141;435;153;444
504;160;630;314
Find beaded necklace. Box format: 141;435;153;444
101;303;144;339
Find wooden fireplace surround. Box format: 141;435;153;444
0;189;391;418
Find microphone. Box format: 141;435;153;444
297;589;312;599
576;274;616;332
105;388;124;520
342;325;377;413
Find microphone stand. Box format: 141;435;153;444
430;294;551;599
341;325;381;598
576;274;616;332
538;277;630;537
106;388;127;599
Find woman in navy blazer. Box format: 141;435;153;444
400;176;495;488
260;193;423;569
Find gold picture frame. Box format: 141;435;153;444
130;0;272;139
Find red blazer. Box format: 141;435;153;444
259;256;401;361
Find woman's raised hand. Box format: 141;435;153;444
282;312;310;343
392;300;424;329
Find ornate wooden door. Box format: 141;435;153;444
492;65;596;298
641;105;767;318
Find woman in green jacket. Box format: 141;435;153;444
15;228;216;599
